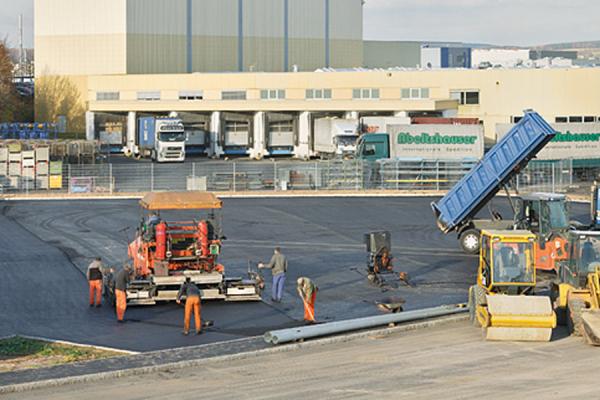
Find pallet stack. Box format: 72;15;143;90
49;160;63;190
8;142;22;189
21;149;36;190
35;146;50;189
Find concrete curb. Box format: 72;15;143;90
0;313;467;394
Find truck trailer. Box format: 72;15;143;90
355;123;484;162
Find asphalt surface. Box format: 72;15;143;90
0;197;590;353
7;320;599;400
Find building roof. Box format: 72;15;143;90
140;192;222;210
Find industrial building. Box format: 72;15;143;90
34;0;364;75
83;67;600;159
33;0;600;161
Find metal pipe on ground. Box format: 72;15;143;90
264;304;467;345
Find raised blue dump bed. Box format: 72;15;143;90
431;111;556;233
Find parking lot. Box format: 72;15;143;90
0;196;589;352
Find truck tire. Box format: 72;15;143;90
567;298;586;336
460;229;481;254
151;150;156;162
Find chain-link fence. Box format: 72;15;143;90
0;158;576;195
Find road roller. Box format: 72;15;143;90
468;229;556;341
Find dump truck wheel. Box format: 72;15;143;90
460;229;480;254
567;298;586;336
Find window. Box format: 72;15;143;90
221;90;247;100
260;89;285;100
179;90;203;101
96;92;119;101
353;88;380;100
306;89;332;100
137;91;161;101
401;88;430;99
558;116;597;123
450;90;480;105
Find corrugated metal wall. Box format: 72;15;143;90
127;0;187;74
243;0;284;72
329;0;363;68
122;0;362;74
192;0;238;72
287;0;325;71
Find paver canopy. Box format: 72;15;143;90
139;192;223;210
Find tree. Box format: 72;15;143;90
35;74;85;133
0;41;18;121
0;40;33;123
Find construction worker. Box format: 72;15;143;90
258;247;288;302
374;247;394;274
176;277;202;335
87;257;103;307
297;277;318;324
114;264;132;323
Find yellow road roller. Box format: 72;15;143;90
468;230;556;341
553;230;600;345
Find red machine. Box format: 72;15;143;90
125;192;260;305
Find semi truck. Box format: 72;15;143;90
313;117;359;159
355;123;484;162
134;116;186;162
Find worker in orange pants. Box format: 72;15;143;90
114;264;132;323
87;257;103;307
177;277;202;335
297;277;318;323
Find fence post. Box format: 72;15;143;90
192;162;196;178
233;162;236;192
151;163;155;192
314;162;318;191
109;163;113;194
273;161;278;192
551;163;556;193
436;161;440;191
67;163;71;194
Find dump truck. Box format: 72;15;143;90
119;192;261;305
469;229;556;341
355;123;484;162
431;110;570;272
552;230;600;345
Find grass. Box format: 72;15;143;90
0;336;122;373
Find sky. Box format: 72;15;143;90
0;0;599;49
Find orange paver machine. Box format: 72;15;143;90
126;191;261;305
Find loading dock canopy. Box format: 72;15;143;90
140;191;223;210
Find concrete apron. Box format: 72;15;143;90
0;314;468;394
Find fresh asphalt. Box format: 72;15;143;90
0;197;589;352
